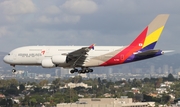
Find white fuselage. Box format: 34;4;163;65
4;46;125;68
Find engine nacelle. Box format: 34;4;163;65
41;58;56;68
51;55;67;64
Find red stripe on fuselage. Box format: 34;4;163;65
100;27;148;66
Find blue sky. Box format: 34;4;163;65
0;0;180;53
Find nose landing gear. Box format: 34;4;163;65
10;64;16;73
12;69;16;73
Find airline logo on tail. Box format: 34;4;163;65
140;14;169;51
129;14;169;52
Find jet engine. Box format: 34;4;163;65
51;55;68;64
41;58;56;68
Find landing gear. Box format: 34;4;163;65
89;69;93;72
70;68;93;74
70;70;74;73
10;64;16;73
12;69;16;73
70;69;78;74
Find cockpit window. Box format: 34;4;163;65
8;53;10;55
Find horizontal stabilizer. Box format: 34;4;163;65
162;50;175;53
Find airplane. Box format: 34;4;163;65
4;14;170;74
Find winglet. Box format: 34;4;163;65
89;44;95;50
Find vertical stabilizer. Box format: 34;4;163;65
141;14;169;51
100;14;169;66
129;14;169;51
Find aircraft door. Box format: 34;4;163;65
120;54;124;61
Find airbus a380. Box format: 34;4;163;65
4;14;170;74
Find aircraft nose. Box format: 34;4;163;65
3;55;9;63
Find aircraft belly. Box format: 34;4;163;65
14;57;40;65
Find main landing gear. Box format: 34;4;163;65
70;68;93;74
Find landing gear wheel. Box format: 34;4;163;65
82;70;86;74
85;69;89;73
76;68;94;74
12;69;16;73
70;70;74;74
89;69;93;72
78;70;82;74
74;69;78;72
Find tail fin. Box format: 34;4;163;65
129;14;169;51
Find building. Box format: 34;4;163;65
156;88;167;94
57;98;155;107
59;82;92;89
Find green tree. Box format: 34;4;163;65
167;73;175;81
51;92;65;103
52;78;61;88
39;80;48;87
143;78;150;82
126;92;134;98
132;79;142;87
155;78;163;88
34;87;41;93
141;82;155;94
72;76;82;83
29;98;37;106
161;93;170;104
31;94;45;104
19;84;25;92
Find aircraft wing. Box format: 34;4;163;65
66;44;95;67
